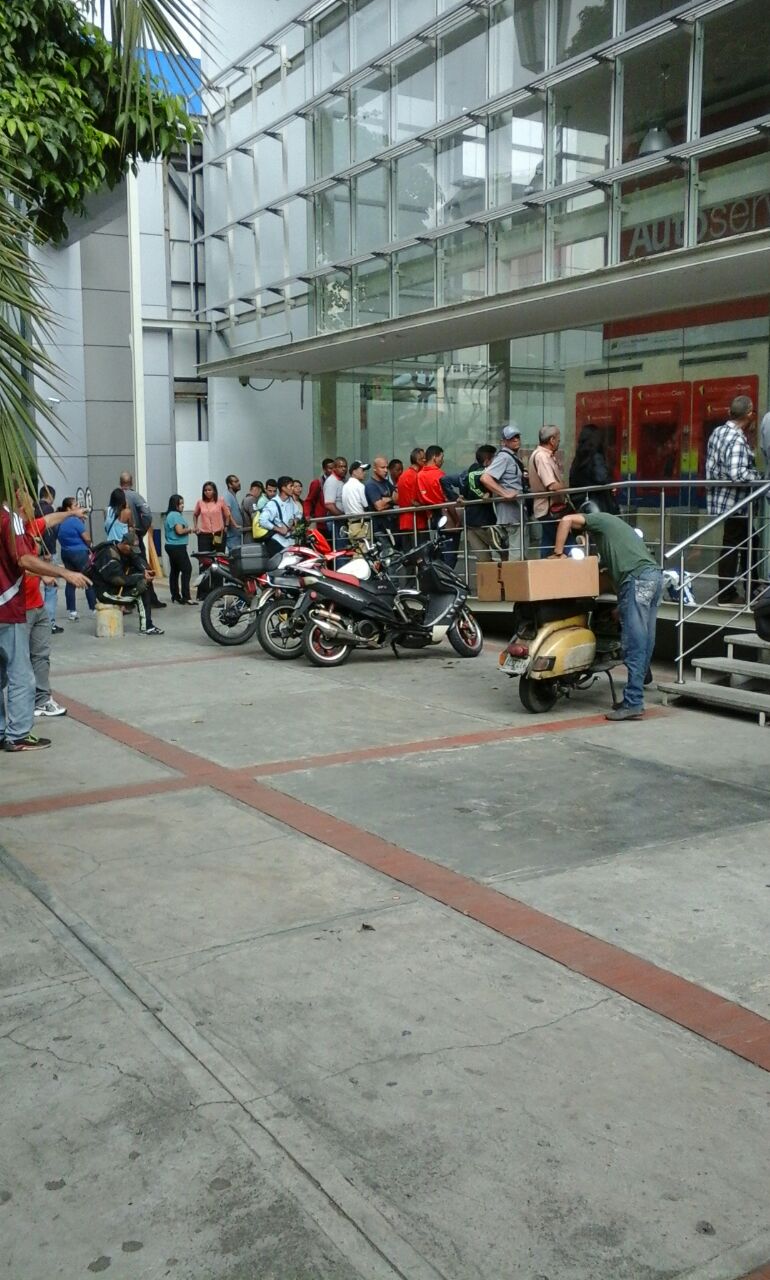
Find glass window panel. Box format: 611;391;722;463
354;259;391;324
316;183;351;265
695;137;770;247
438;15;487;121
489;99;544;206
254;136;281;207
490;0;546;97
317;271;352;331
314;3;349;94
257;210;284;284
624;1;679;29
283;29;311;117
355;166;390;252
285;197;310;276
618;165;688;261
314;95;350;180
556;0;612;62
437;124;486;226
395;242;436;314
352;72;390;162
283;117;310;192
552;64;612;185
551;189;608;278
440;225;486;304
255;54;283;129
621;29;690;164
395;0;435;39
493;207;543;291
395;45;436;142
701;0;770;137
395;145;436;238
352;0;390;67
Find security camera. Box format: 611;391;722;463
238;375;249;387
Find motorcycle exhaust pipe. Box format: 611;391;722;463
311;608;377;647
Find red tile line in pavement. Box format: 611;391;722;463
54;649;243;679
739;1268;770;1280
35;693;770;1077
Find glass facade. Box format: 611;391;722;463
200;0;769;340
198;0;769;501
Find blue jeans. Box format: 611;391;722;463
62;549;97;613
617;567;664;710
43;576;58;626
0;621;36;743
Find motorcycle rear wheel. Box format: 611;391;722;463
519;674;559;714
303;619;353;668
201;585;258;646
447;608;483;657
257;595;304;659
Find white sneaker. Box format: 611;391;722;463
38;699;68;718
67;611;79;621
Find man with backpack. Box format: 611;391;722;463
258;476;301;557
119;471;165;609
480;425;528;557
460;445;497;570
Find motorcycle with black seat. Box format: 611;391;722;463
293;517;483;667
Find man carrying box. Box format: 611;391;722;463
552;503;664;722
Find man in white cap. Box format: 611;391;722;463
480;424;527;557
342;460;371;544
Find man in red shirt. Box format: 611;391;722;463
304;458;334;534
1;498;89;752
396;447;427;535
417;445;460;568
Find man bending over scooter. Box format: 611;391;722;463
552;502;664;722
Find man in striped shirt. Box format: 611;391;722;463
705;395;762;604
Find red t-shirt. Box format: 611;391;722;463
23;516;48;611
0;508;35;624
416;463;446;509
396;467;429;532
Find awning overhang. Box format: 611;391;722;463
198;232;770;380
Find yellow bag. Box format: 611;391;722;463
252;509;270;539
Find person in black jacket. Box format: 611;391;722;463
569;424;618;513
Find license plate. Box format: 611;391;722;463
501;654;528;674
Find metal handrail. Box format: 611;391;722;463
664;480;770;560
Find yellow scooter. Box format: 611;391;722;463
499;585;623;713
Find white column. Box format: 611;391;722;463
127;168;148;498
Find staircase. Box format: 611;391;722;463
659;632;770;727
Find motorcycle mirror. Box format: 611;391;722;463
437;515;448;530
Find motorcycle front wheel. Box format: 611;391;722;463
257;595;304;660
447;608;483;657
200;585;259;646
302;618;353;668
519;675;559;714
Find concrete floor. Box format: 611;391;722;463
2;598;769;1280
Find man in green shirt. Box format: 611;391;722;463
553;503;664;721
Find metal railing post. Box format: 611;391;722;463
677;550;686;685
658;489;666;568
461;505;469;586
747;497;755;603
519;498;525;561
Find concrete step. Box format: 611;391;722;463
658;680;770;726
693;657;770;683
723;632;768;655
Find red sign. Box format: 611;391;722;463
575;388;629;480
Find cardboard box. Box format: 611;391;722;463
500;556;600;602
475;561;503;601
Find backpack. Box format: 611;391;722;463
251;509;270;539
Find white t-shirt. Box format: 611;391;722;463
323;473;344;511
341;476;367;516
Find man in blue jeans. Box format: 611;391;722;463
0;503;90;752
552;503;664;721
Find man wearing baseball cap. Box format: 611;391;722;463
341;461;371;544
480;424;528;556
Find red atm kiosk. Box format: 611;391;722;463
574;389;629;482
631;381;690;505
690;375;760;490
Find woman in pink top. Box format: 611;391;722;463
193;481;232;553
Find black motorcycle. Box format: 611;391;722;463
293;520;483;668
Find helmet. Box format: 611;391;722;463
579;499;601;515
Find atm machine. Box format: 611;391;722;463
631;382;690;506
574;389;629;483
690;375;760;503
